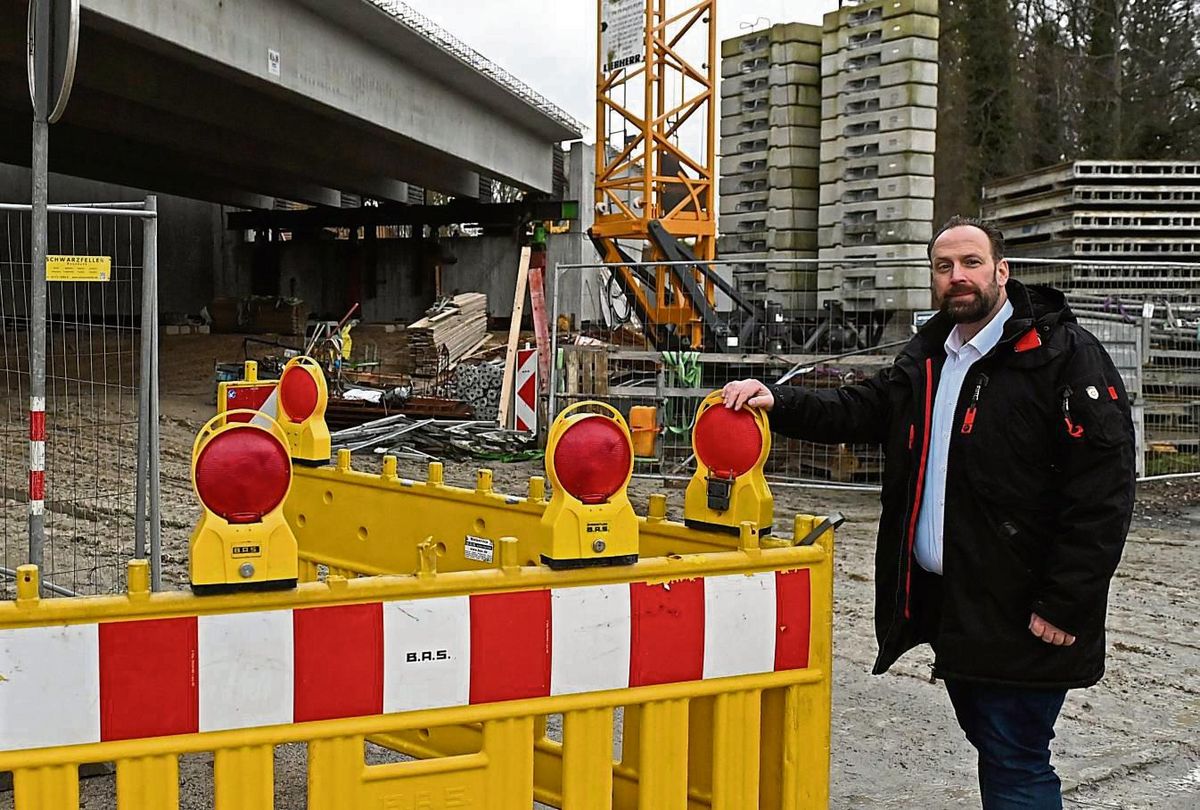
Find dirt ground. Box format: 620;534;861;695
3;332;1198;808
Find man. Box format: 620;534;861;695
723;216;1135;809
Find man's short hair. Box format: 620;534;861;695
928;215;1006;263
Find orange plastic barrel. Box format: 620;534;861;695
629;405;658;458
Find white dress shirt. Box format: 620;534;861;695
914;298;1014;574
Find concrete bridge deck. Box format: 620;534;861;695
0;0;582;206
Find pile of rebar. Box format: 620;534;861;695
452;361;504;421
331;413;539;461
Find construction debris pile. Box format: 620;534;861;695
396;293;488;377
331;413;539;461
452;361;505;421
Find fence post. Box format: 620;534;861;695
135;204;152;563
145;196;162;590
28;116;50;571
548;263;562;421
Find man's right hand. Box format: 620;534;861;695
721;379;775;411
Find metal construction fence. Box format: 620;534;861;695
0;200;159;598
549;257;1200;487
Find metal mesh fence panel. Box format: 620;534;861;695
551;257;1200;489
551;259;904;490
1011;258;1200;479
0;206;145;597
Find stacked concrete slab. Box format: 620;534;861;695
719;23;822;311
982;162;1200;300
818;0;938;311
984;159;1200;246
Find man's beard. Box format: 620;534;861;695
940;274;1000;324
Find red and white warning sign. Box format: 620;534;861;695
514;348;538;433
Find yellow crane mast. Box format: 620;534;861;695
592;0;748;351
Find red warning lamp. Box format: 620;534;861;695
684;392;773;534
279;364;320;423
692;404;763;479
194;427;291;524
552;415;633;504
275;356;331;463
189;411;299;594
541;402;639;568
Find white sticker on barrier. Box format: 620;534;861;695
382;596;471;713
463;535;494;564
198;610;294;732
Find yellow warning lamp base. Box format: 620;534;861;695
190;515;299;595
541;500;640;570
278;356;332;465
541;401;639;569
189;410;299;595
683;392;774;535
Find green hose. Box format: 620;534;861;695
662;350;702;436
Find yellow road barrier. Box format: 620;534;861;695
0;515;833;808
287;452;754;582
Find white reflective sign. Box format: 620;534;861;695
602;0;646;72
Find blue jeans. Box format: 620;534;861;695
944;679;1068;810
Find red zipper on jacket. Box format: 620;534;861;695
903;357;935;620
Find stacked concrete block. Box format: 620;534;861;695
818;0;938;311
719;23;822;311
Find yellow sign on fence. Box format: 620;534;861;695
46;255;111;282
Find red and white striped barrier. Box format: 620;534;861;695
0;571;811;751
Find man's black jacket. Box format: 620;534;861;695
768;280;1135;688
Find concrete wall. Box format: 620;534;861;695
449;142;601;325
553;142;603;325
226;234;432;323
441;235;521;318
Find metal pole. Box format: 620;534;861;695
28;0;52;571
134;197;152;561
57;202;148;210
144;196;162;590
655;364;665;478
1140;314;1152;366
0;203;155;218
549;264;562;421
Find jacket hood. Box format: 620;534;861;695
905;279;1074;361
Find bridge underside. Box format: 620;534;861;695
0;0;578;207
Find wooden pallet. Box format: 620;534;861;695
561;346;610;397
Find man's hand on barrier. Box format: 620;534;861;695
722;379;775;412
1029;613;1076;646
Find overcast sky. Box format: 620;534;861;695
402;1;840;132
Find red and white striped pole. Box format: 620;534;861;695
29;397;46;520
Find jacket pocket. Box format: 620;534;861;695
1060;380;1132;448
994;518;1041;577
969;498;1047;583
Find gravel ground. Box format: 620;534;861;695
2;334;1196;807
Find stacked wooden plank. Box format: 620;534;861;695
397;293;489;376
